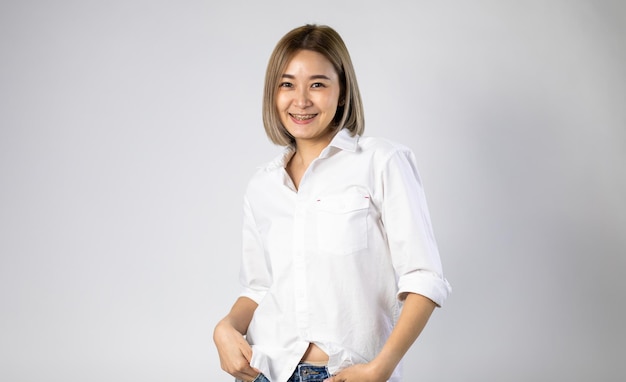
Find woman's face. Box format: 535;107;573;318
276;49;342;147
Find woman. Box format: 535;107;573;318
213;24;451;382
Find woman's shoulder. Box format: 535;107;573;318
243;147;292;188
357;135;414;157
252;146;293;173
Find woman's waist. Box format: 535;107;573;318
301;343;329;364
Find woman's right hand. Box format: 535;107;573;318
213;319;261;382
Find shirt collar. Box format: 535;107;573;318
264;128;359;171
328;128;359;153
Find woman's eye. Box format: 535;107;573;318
279;82;293;88
311;82;325;88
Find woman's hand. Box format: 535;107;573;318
213;297;260;381
323;362;389;382
324;293;437;382
213;319;261;382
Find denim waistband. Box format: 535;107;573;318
242;362;330;382
291;363;330;381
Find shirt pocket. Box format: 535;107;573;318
314;193;370;255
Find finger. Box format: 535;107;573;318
226;358;260;381
234;368;260;382
240;342;254;362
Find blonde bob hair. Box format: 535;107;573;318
262;24;365;147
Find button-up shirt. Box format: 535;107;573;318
239;128;451;382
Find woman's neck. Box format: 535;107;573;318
291;129;337;166
290;146;321;169
287;135;333;190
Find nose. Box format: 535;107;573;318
293;87;312;109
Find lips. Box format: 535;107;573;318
289;113;317;121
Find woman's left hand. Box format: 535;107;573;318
323;363;389;382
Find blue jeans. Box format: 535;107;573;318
241;363;330;382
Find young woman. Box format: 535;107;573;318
213;24;451;382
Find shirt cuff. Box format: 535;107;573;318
239;288;267;305
397;270;452;307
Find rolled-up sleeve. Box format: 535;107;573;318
381;149;451;306
238;195;272;304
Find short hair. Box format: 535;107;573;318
262;24;365;147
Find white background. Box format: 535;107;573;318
1;1;625;381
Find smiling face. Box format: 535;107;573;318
276;49;342;147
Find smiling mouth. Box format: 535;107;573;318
290;113;317;121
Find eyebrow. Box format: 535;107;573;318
281;74;332;81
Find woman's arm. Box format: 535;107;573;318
324;293;436;382
213;296;261;381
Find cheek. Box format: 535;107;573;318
325;90;341;108
275;98;289;122
275;93;288;110
313;94;338;111
323;99;340;113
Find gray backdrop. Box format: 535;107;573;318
1;1;624;381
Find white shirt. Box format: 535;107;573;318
239;128;451;382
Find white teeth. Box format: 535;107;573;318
291;114;316;121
